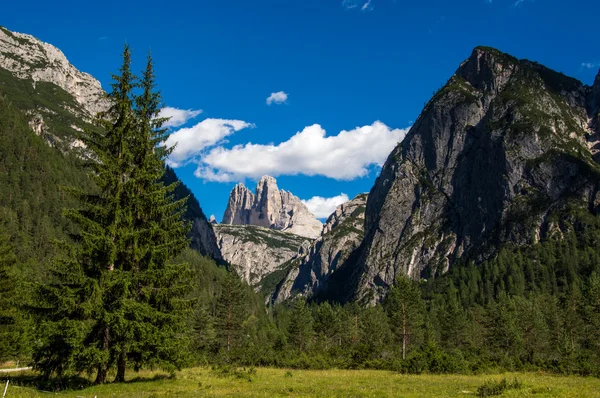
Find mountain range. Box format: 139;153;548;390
2;25;600;307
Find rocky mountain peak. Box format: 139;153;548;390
331;46;600;304
456;46;519;95
322;193;368;235
0;26;108;117
222;175;322;239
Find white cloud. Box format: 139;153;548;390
266;91;288;105
343;0;372;11
158;107;203;128
165;118;254;167
194;121;409;182
582;62;600;69
361;0;373;11
302;194;350;219
342;0;359;9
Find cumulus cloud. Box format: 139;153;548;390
302;194;350;219
165;118;254;167
158;107;203;128
266;91;288;105
582;62;600;69
194;121;409;182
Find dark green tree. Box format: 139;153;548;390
111;52;191;383
215;271;247;353
33;46;191;384
0;234;30;362
385;275;425;360
287;299;314;352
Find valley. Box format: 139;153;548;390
1;5;600;395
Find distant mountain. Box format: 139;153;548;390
213;224;310;288
321;47;600;304
222;175;323;239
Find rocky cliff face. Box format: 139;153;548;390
0;26;108;118
336;47;600;304
272;194;367;303
214;224;310;287
162;167;222;261
222;176;323;239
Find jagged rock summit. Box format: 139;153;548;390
334;46;600;304
0;26;108;117
222;176;323;239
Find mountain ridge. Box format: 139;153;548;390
326;46;600;304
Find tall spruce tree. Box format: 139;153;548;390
287;299;314;352
215;271;247;353
384;275;424;360
33;46;191;384
113;53;191;382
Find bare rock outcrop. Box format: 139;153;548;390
222;176;322;239
0;26;108;117
214;224;310;287
272;193;367;303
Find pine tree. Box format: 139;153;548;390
215;271;247;353
33;47;191;383
287;299;314;352
384;275;425;360
109;53;191;382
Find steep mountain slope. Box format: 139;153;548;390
272;193;367;303
0;26;107;117
0;26;221;263
0;93;90;277
331;47;600;304
222;175;322;239
163;167;223;261
214;224;309;287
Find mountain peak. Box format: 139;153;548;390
0;26;108;117
222;176;322;239
258;175;278;186
333;48;600;304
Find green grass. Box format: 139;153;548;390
3;368;600;397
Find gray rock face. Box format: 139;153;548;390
214;224;310;287
189;217;223;260
273;193;367;303
0;26;108;117
222;176;323;239
340;47;600;304
162;166;223;262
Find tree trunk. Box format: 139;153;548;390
95;365;107;385
402;303;407;360
114;353;126;382
95;326;110;384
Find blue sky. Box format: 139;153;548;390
3;0;600;221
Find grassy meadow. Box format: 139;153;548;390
1;367;600;397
